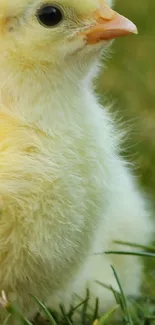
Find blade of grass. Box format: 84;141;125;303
92;298;99;321
60;304;72;325
128;301;143;325
98;305;119;325
105;251;155;258
95;281;122;307
68;297;90;318
111;266;133;325
95;281;111;291
81;289;90;324
30;295;57;325
113;240;155;253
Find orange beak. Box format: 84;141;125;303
82;3;138;44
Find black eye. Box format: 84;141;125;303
37;4;63;27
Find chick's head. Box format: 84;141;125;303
0;0;137;74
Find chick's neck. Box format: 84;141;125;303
0;60;96;134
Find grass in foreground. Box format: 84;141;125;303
1;242;155;325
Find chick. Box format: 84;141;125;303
0;0;153;322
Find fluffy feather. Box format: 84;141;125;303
0;0;153;322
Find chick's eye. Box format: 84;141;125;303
37;5;63;27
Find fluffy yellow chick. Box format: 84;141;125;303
0;0;153;322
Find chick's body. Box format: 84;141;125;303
0;0;153;321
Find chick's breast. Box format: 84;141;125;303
0;113;110;307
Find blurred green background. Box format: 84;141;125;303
97;0;155;202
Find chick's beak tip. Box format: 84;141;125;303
82;4;138;44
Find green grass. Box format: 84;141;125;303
1;249;155;324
